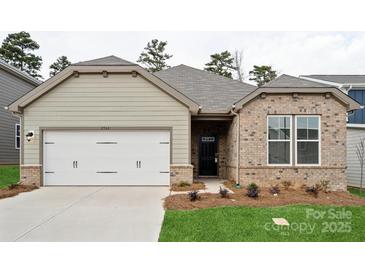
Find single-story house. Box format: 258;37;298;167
0;60;41;164
301;75;365;188
7;56;361;190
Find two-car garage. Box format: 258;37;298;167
43;130;171;186
9;57;196;187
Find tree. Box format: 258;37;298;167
356;138;365;193
49;56;71;77
204;50;236;78
137;39;172;72
234;50;244;82
0;31;42;79
249;65;277;87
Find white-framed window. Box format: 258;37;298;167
295;115;321;166
15;124;20;149
267;116;292;165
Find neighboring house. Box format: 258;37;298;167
0;60;41;164
7;56;360;191
301;75;365;187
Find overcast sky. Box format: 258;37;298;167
1;31;365;82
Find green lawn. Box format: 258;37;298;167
159;205;365;242
0;165;19;189
348;187;365;198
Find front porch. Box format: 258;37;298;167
191;118;235;180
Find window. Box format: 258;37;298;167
267;116;291;165
295;116;320;165
15;124;20;149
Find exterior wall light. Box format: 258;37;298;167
26;131;34;142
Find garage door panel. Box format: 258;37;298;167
43;130;170;186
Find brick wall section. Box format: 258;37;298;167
170;164;193;184
20;165;41;186
237;93;347;191
20;164;192;186
226;116;238;182
191;121;229;178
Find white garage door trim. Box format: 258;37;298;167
42;129;171;186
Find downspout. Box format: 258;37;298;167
231;105;240;188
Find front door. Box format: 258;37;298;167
199;136;217;176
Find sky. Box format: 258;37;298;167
1;31;365;82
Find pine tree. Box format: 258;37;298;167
204;51;236;78
49;56;71;77
0;31;43;79
137;39;173;72
249;65;277;86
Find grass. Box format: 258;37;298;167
0;165;19;189
159;205;365;242
348;187;365;198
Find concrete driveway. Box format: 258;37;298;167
0;186;169;242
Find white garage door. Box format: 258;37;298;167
43;130;170;186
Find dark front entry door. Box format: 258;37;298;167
199;136;217;176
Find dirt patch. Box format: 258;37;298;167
0;184;39;199
170;181;206;192
165;183;365;210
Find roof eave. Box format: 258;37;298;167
0;62;41;86
234;87;361;112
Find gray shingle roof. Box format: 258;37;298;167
154;65;256;113
264;74;331;88
300;75;365;84
73;55;135;66
0;59;42;85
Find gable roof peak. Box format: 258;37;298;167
72;55;136;66
263;74;331;88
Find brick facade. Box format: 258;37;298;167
20;165;41;186
170;164;194;184
236;93;347;191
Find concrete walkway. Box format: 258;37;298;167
0;186;169;242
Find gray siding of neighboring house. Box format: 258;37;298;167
0;68;36;164
347;127;365;187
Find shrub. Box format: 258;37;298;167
269;184;280;195
178;181;191;187
219;187;229;198
246;183;260;198
305;184;321;198
188;190;200;201
281;180;292;190
319;180;330;193
8;184;18;190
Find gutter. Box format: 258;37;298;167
231;105;240;187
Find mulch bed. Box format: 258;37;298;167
170;181;206;192
0;184;39;199
164;182;365;210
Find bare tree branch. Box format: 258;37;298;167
234;50;244;82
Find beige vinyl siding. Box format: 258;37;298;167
23;73;190;165
347;127;365;186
